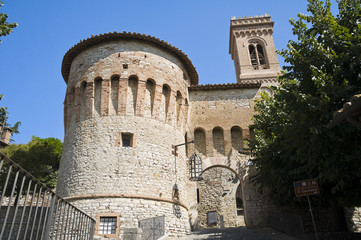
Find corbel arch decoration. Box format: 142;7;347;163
94;77;103;116
212;126;225;155
127;75;138;116
110;75;120;115
194;127;206;155
144;78;156;118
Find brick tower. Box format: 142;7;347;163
229;14;281;82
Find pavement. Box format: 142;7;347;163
167;227;299;240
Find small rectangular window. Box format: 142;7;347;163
99;217;117;234
122;133;133;147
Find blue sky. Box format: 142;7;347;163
0;0;338;144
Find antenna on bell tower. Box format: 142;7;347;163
229;14;281;83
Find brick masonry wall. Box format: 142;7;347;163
187;84;277;229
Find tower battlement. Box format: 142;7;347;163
231;13;271;24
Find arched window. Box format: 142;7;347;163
94;77;102;116
127;76;138;115
144;79;155;118
110;75;120;115
231;126;243;151
213;127;225;155
248;40;267;69
194;128;206;155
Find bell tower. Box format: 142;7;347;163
229;14;281;83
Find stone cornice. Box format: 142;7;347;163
62;32;199;86
188;81;261;91
188;77;277;91
230;14;273;27
64;194;189;210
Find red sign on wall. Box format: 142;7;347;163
293;179;320;197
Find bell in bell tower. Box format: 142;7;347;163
229;14;281;83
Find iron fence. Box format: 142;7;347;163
0;152;95;240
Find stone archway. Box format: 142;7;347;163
197;165;244;229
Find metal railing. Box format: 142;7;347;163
0;152;95;240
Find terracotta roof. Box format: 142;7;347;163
188;80;261;91
61;31;199;85
326;94;361;128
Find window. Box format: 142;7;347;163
122;133;133;147
99;217;117;234
248;41;268;69
95;213;120;237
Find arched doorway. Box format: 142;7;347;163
197;165;245;228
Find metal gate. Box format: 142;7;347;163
139;215;165;240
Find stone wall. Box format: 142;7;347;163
197;166;240;229
58;39;193;238
71;198;189;238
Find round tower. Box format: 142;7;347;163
57;32;198;238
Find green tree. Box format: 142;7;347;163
0;1;17;44
1;136;63;189
250;0;361;207
0;94;20;134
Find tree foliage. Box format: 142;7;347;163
0;1;17;44
1;136;63;189
250;0;361;207
0;94;20;134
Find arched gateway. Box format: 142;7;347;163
197;165;245;228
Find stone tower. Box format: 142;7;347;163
57;32;198;238
229;14;281;82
